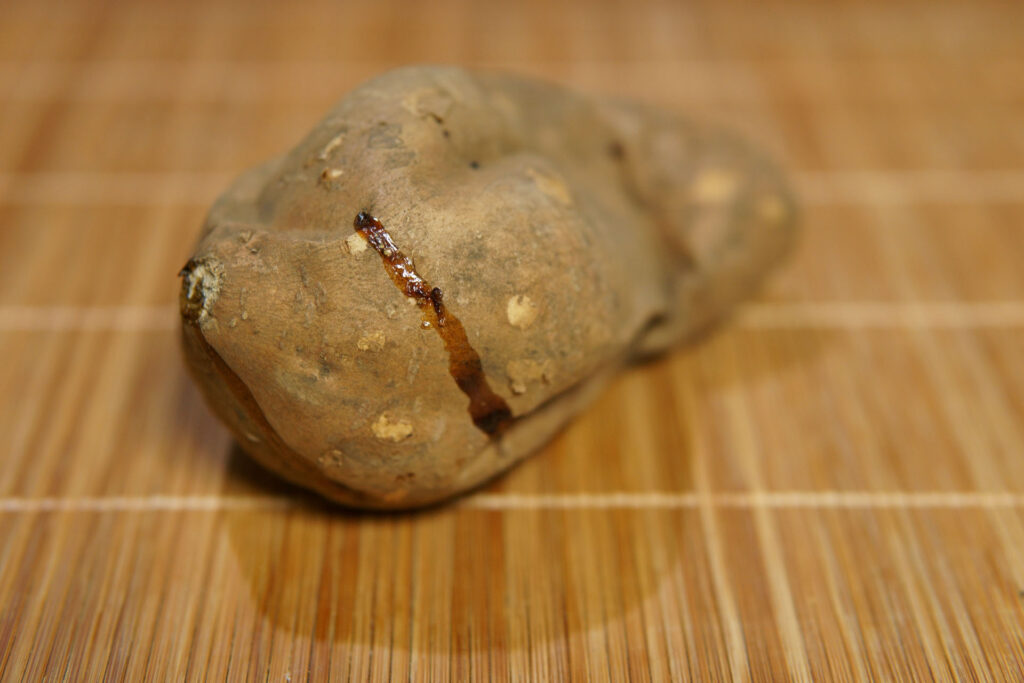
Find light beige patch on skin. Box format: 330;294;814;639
506;358;552;395
372;414;413;442
357;330;386;352
319;167;343;185
401;88;454;121
691;169;739;204
317;133;345;161
506;294;539;329
344;233;367;255
526;167;572;205
318;449;344;467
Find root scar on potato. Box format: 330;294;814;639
354;211;514;437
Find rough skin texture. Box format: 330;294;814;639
179;66;797;509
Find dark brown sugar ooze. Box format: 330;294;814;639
354;212;514;437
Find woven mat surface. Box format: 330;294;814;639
2;0;1024;679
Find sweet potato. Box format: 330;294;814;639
179;66;796;508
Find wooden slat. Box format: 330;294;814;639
2;0;1024;679
3;97;1024;176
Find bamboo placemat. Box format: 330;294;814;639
2;0;1024;679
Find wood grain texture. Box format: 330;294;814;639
2;0;1024;679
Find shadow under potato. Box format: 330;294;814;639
220;446;700;657
216;325;832;656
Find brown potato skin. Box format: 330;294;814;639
179;66;797;509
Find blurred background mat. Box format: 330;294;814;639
2;0;1024;679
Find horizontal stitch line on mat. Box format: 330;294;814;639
2;171;1024;205
0;57;999;72
2;492;1024;513
3;303;1024;331
0;58;1020;95
6;65;1016;105
0;61;762;101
